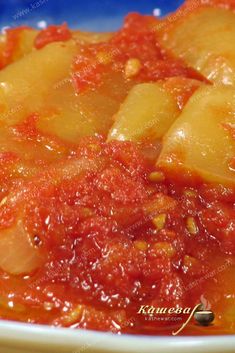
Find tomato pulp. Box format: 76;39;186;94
0;5;234;336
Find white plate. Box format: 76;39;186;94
0;321;234;353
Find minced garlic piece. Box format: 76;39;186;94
148;171;165;182
152;213;167;230
124;58;141;78
183;189;197;197
134;240;148;251
96;51;112;65
154;242;175;258
186;216;198;235
62;305;83;325
80;207;93;218
0;196;7;207
43;302;54;311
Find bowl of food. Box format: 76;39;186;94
0;0;234;352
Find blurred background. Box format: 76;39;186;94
0;0;183;32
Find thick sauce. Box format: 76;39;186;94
0;1;234;336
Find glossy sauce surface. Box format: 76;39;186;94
0;0;234;336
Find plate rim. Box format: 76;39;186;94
0;320;235;352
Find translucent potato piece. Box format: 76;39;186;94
37;79;97;142
0;41;77;125
0;157;101;276
107;83;180;142
0;220;43;275
0;28;109;66
157;86;235;186
73;31;112;44
160;8;235;85
17;29;38;58
38;72;131;143
0;123;65;171
0;29;38;69
0;35;128;144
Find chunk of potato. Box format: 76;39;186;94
0;123;66;169
157;86;235;186
0;40;77;125
0;29;109;67
73;31;112;44
0;35;129;143
0;220;43;275
0;29;38;68
38;71;131;143
16;29;38;58
0;156;101;275
160;7;235;85
107;83;180;142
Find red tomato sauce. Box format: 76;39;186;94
34;23;72;49
0;27;30;69
72;13;206;93
0;136;234;334
0;1;234;336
